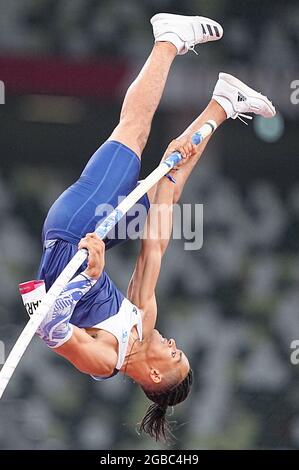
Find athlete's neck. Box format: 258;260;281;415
120;332;150;383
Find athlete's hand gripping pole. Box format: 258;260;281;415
0;120;217;399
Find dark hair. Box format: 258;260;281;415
139;368;193;442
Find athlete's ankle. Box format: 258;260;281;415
209;99;228;124
153;41;178;57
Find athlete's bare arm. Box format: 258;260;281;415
127;138;197;336
54;234;117;377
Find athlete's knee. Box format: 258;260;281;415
136;127;150;151
116;115;150;151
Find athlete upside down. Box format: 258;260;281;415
35;13;275;441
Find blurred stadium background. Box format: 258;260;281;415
0;0;299;450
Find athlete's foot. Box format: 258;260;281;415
212;72;276;123
150;13;223;55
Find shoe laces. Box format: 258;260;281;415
188;43;198;55
236;113;253;125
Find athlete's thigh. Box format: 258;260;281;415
42;140;142;244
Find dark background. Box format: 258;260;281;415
0;0;299;450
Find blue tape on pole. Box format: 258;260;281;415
95;208;124;240
164;152;182;169
192;133;203;145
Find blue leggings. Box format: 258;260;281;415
42;140;150;250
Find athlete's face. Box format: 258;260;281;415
146;329;190;385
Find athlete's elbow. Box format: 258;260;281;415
141;242;163;260
78;361;115;377
147;236;168;258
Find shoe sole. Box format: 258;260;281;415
219;72;276;117
150;13;223;39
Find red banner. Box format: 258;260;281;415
0;55;128;97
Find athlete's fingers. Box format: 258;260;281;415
86;239;105;260
78;239;89;251
168;144;187;159
165;138;197;162
78;239;94;262
183;142;197;157
178;145;188;159
79;234;104;249
78;237;94;250
85;232;101;240
81;236;105;279
78;242;104;272
190;143;197;155
178;142;198;161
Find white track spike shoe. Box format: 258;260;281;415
212;72;276;124
150;13;223;55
